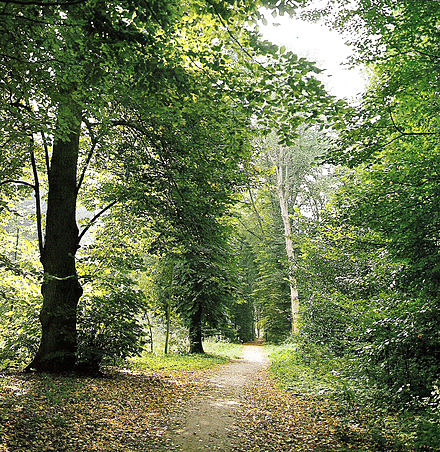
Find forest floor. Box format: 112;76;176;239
0;345;376;451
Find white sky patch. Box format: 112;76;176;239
260;12;368;100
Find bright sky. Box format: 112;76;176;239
260;12;368;100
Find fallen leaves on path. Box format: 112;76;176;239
234;370;375;451
0;369;201;452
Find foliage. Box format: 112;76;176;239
0;0;338;369
233;127;336;342
297;206;440;400
172;238;236;348
290;0;440;431
267;341;440;450
74;213;153;370
0;210;41;369
0;274;41;369
235;186;292;342
267;342;347;396
77;283;147;370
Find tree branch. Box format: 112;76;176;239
30;136;44;255
206;0;268;72
248;186;266;238
0;180;35;189
40;131;50;174
77;119;98;193
412;48;440;61
236;216;264;241
78;200;118;243
388;105;440;137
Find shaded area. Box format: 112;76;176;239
0;370;199;451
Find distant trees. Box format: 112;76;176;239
234;128;335;342
258;130;333;333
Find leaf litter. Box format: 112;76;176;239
0;369;203;452
233;370;376;451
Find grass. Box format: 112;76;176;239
129;339;243;372
203;339;243;359
266;342;348;396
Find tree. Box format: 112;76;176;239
143;255;179;355
1;0;183;371
255;128;334;333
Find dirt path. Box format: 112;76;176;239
165;345;267;451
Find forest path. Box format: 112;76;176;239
165;344;267;451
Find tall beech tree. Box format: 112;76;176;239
244;129;334;335
1;0;181;372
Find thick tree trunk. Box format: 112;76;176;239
189;304;204;353
27;98;83;372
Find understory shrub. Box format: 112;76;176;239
77;285;148;369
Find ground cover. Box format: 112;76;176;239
4;341;435;451
129;341;243;371
0;370;197;451
263;342;440;451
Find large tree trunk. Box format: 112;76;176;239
27;98;83;372
189;304;204;353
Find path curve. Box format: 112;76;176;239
167;345;267;451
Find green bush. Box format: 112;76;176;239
77;285;148;370
358;298;440;407
0;274;41;369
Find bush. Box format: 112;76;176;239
0;274;41;369
299;292;360;356
357;298;440;407
77;285;148;370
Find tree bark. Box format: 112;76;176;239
275;151;300;334
189;304;204;353
27;97;83;372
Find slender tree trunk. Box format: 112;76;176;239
275;159;300;334
164;302;170;354
145;311;154;353
27;98;83;372
189;304;204;353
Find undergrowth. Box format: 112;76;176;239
267;341;440;451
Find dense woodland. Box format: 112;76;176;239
1;0;440;449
